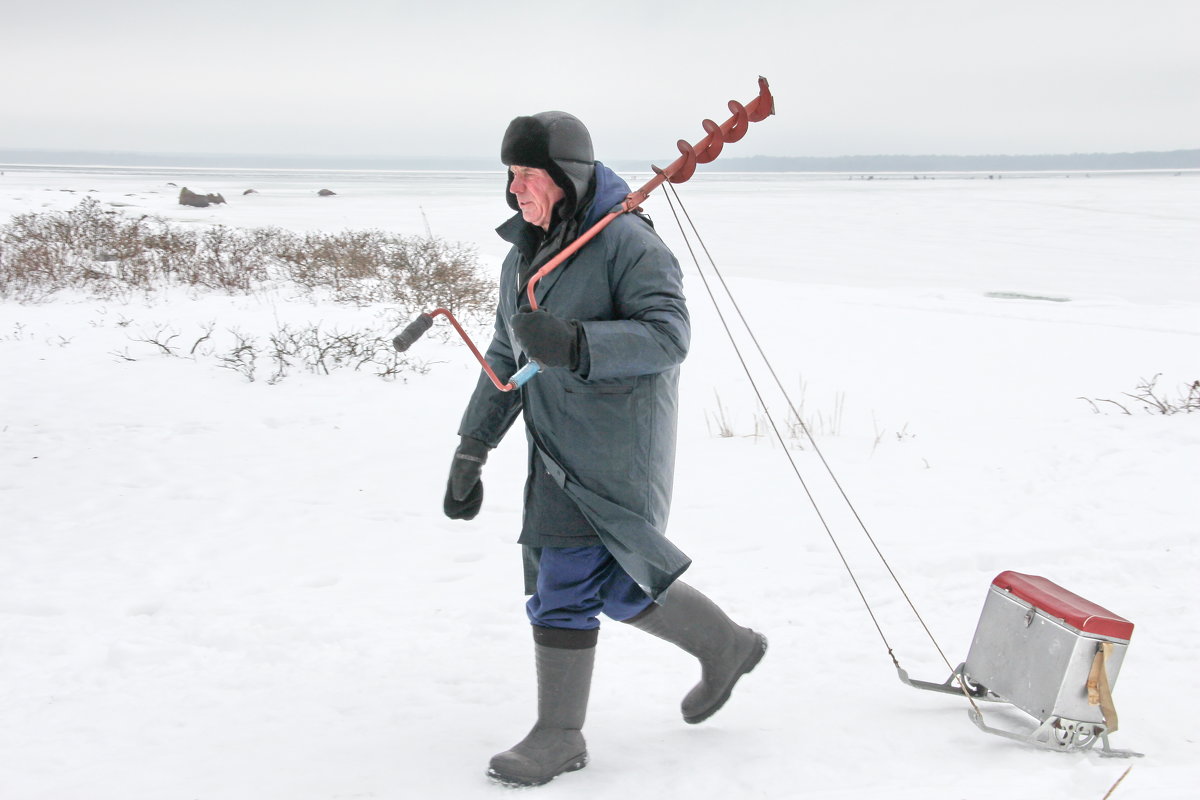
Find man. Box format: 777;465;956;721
446;110;766;787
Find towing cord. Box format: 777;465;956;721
660;180;981;712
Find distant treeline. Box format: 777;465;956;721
2;148;1197;173
685;150;1200;173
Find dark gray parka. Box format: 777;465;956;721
457;162;691;599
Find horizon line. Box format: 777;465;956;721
2;145;1197;159
2;147;1197;172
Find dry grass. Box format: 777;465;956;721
0;198;495;323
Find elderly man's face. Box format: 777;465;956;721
509;166;564;230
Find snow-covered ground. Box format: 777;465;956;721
2;165;1198;799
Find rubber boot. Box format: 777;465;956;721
624;581;767;724
487;626;596;787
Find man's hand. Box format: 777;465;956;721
444;436;490;520
510;310;581;370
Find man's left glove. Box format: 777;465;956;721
444;436;490;520
510;310;581;370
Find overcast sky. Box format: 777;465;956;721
3;0;1196;160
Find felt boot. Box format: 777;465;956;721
487;626;596;787
625;581;767;724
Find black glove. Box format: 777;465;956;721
510;310;581;370
444;436;490;520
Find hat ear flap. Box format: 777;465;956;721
504;169;519;211
542;162;576;217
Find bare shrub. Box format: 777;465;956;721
135;324;182;356
277;229;386;292
1;199;195;298
262;322;418;382
139;220;201;283
3;201;492;382
1081;374;1200;415
1;201;495;323
1;198;115;298
377;235;491;316
217;330;259;382
192;225;272;291
273;228;494;318
113;320;422;384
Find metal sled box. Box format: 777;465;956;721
963;571;1133;725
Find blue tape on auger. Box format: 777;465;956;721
510;362;541;388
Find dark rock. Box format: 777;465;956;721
317;189;336;197
243;188;258;195
179;187;227;208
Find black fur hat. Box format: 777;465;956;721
501;111;594;217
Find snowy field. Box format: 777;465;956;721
2;165;1198;799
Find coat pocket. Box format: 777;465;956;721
561;382;637;473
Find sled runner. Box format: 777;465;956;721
899;571;1141;757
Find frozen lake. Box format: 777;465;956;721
2;162;1198;799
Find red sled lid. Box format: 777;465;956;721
992;571;1134;641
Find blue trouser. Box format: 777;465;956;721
526;545;653;630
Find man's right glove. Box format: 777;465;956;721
444;436;490;520
510;309;582;370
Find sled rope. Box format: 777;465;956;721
660;180;967;694
1101;766;1134;800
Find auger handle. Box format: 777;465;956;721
392;313;435;352
392;308;534;392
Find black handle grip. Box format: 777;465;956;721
393;314;434;352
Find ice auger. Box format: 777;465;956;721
391;77;775;392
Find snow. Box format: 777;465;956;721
2;165;1198;799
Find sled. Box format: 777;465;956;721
899;571;1141;758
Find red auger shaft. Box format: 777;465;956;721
395;77;775;393
526;76;774;310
